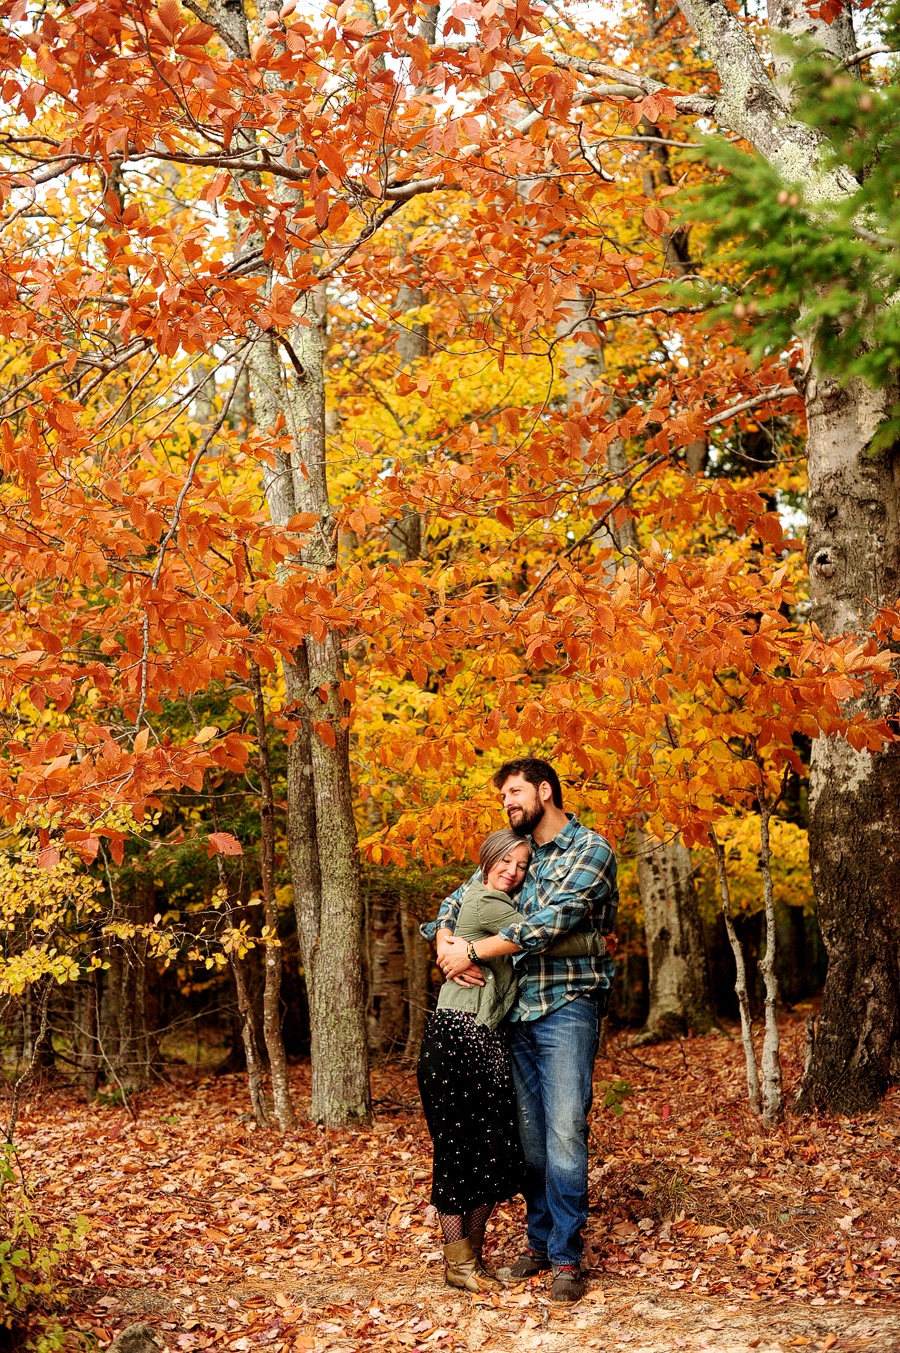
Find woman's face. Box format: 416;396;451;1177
485;842;530;894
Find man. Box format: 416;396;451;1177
422;756;618;1303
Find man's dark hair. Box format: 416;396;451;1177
492;757;563;809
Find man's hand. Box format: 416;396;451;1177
435;927;456;964
438;935;485;987
604;932;620;958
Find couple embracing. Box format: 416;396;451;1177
418;757;619;1305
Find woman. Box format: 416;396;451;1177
417;828;607;1293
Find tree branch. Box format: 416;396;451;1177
651;3;680;34
549;51;717;115
135;346;252;731
838;44;892;69
706;387;799;426
4;980;51;1147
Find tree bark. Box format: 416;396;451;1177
401;901;431;1061
674;0;900;1116
249;295;371;1127
208;0;371;1124
757;788;784;1123
798;378;900;1111
98;877;160;1092
22;982;55;1073
73;971;101;1091
367;895;407;1058
635;830;716;1043
232;955;269;1126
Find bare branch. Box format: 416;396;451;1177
549;51;717;115
597;300;708;321
839;44;893;69
651;3;680;34
706;387;799;426
135;345;252;731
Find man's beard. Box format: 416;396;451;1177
509;799;545;838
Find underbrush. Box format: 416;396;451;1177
1;1144;89;1352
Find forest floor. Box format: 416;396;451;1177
7;1012;900;1353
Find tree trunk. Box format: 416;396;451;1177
305;627;371;1125
73;971;101;1091
250;658;297;1131
712;832;762;1116
232;955;269;1126
203;0;369;1127
673;0;900;1113
367;897;407;1058
98;879;160;1093
402;901;431;1060
634;828;716;1043
757;789;784;1123
389;254;428;559
796;375;900;1113
249;298;371;1127
22;982;55;1072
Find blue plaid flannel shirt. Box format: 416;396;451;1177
421;814;618;1022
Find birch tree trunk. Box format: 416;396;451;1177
797;375;900;1112
675;0;900;1113
757;787;784;1123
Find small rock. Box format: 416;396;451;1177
109;1323;167;1353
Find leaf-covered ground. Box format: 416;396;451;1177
10;1013;900;1352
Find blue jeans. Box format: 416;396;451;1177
506;996;601;1267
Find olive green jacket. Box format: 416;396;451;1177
436;881;606;1031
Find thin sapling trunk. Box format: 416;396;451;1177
250;658;297;1130
757;780;784;1124
232;956;269;1127
711;829;762;1116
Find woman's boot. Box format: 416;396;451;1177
466;1223;502;1285
443;1237;503;1292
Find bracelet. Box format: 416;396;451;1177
466;941;480;965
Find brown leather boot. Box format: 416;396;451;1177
443;1237;503;1292
467;1223;486;1263
466;1224;503;1286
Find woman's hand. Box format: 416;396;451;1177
604;932;620;957
438;936;485;985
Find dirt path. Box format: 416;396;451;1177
81;1271;900;1352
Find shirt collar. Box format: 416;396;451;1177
530;812;580;851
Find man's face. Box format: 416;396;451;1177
499;773;546;838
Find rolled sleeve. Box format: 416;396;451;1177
499;842;617;956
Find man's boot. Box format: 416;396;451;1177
443;1237;503;1293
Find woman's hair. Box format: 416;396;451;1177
479;828;530;885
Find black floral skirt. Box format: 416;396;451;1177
417;1008;525;1213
